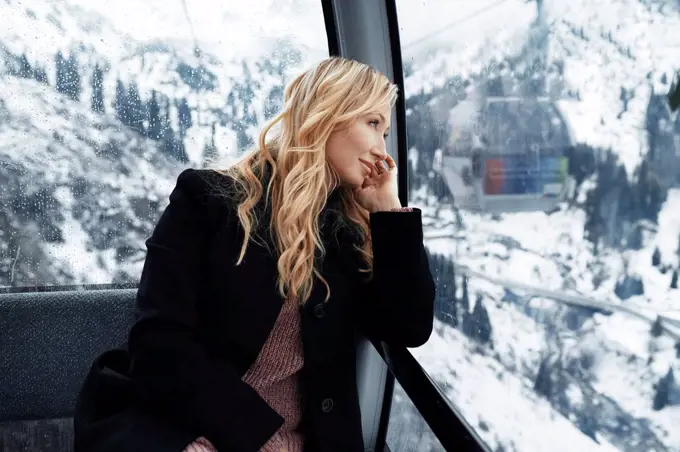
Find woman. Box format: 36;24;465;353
74;56;435;452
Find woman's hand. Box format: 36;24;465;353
353;152;402;213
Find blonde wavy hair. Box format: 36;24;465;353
216;56;399;306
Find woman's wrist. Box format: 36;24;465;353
370;198;402;212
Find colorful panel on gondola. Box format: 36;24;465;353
538;156;562;197
483;158;504;194
483;155;568;197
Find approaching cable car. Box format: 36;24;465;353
434;96;574;213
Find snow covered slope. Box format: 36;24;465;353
0;0;324;165
0;0;324;286
0;75;180;285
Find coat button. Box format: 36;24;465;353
313;304;325;318
321;398;334;413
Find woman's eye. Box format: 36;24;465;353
369;119;380;128
383;133;389;139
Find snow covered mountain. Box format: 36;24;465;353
0;0;322;286
0;0;326;163
1;0;680;451
0;75;180;285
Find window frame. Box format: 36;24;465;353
323;1;490;450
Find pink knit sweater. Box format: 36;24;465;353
183;302;304;452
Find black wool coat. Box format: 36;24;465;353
73;168;435;452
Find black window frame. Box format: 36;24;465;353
321;1;490;450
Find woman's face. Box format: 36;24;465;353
325;107;392;189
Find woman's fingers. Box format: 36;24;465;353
384;154;397;171
362;175;377;188
372;154;397;175
374;161;385;174
183;437;218;452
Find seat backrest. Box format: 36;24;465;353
0;289;137;422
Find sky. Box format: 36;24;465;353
65;0;535;59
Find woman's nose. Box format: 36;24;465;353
369;146;386;160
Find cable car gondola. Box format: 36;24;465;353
434;96;574;213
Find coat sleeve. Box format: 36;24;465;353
127;168;283;452
356;208;436;348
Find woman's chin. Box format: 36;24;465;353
336;174;365;189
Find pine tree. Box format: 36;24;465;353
127;82;144;133
55;51;66;94
177;98;193;138
18;54;32;78
451;261;458;302
652;367;675;411
174;139;189;163
652;247;661;267
91;65;105;114
470;294;493;344
33;65;48;85
160;98;173;138
157;97;188;163
202;123;219;167
461;280;478;338
627;225;643;250
162;126;178;160
238;61;256;118
146;90;162;140
534;356;553;398
226;91;236;117
264;85;284;120
460;276;470;314
437;256;458;328
651;317;664;338
64;53;81;101
671;269;678;289
576;399;598;441
114;79;128;125
431;253;445;324
236;126;252;152
583;184;604;251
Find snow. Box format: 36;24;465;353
410;322;621;452
0;75;183;285
0;0;326;168
416;186;680;449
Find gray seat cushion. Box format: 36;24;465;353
0;289;137;421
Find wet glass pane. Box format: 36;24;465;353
0;0;327;289
395;0;680;450
386;380;446;452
